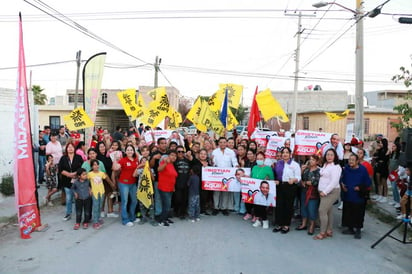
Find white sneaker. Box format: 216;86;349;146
378;197;387;203
107;212;119;218
100;211;106;218
397;214;406;220
195;218;200;222
252;220;262;227
134;218;141;223
394;203;400;208
262;220;269;229
125;222;134;227
389;201;396;206
338;202;343;210
372;195;382;201
370;194;379;199
48;200;54;206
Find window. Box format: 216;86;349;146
68;94;83;104
49;116;60;130
303;117;309;130
101;92;108;105
364;118;370;135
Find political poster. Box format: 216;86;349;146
265;135;294;160
241;178;276;207
294;130;332;156
143;129;184;145
251;130;278;147
202;167;251;192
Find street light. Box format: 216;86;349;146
313;1;364;140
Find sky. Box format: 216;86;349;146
1;0;412;106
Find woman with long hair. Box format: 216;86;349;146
113;145;139;226
313;148;342;240
372;138;390;203
58;142;84;221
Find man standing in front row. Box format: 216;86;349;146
212;137;239;216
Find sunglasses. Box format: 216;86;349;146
177;151;184;153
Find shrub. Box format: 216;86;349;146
0;174;14;196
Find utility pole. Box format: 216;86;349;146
291;12;302;133
285;12;315;132
74;50;81;109
154;56;161;88
354;0;364;140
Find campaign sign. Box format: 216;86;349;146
265;136;294;159
202;167;251;192
251;130;278;147
294;130;331;156
241;178;276;207
144;130;184;145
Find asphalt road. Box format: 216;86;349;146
0;203;411;274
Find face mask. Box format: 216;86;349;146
256;160;264;166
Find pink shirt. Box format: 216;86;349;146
318;163;342;195
46;141;63;165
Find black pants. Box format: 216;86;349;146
254;205;267;220
75;197;92;223
174;187;188;217
342;201;366;229
200;189;212;212
275;183;297;226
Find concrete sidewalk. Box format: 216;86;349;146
0;184;62;226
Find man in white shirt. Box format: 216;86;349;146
253;181;275;207
211;137;239;216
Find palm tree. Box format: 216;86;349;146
32;85;47;105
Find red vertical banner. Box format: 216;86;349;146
83;52;106;148
15;13;41;239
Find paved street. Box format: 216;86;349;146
0;194;411;274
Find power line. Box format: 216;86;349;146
23;0;150;65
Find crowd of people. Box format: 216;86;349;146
35;124;411;240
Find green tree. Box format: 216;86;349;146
391;65;412;131
232;105;247;125
32;85;47;105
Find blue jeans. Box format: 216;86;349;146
154;181;162;216
233;192;241;213
38;155;46;183
118;182;137;225
300;190;319;221
188;195;200;219
92;193;104;224
159;190;173;222
239;201;246;214
390;179;401;203
64;187;74;215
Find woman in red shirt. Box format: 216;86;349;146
157;150;178;226
113;145;139;227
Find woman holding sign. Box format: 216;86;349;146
251;152;275;229
272;147;301;234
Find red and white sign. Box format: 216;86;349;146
294;130;331;156
251;130;278;147
144;130;184;145
241;178;276;207
265;136;294;159
202;167;251;192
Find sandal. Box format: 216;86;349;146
313;233;327;240
326;231;333;237
295;225;307;231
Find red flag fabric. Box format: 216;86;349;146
247;86;261;138
15;13;41;239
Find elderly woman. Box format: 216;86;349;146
341;153;371;239
272;147;301;234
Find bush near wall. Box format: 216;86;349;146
0;174;14;196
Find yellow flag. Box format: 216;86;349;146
325;109;350;121
140;87;170;128
135;93;146;120
227;108;239;131
256;88;289;122
198;100;224;134
63;107;94;131
137;161;153;208
117;89;138;120
208;91;223;112
186;97;208;132
147;87;164;100
168;107;182;129
219;83;243;109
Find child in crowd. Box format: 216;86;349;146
88;159;114;229
71;168;92;230
187;165;201;222
44;154;58;206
